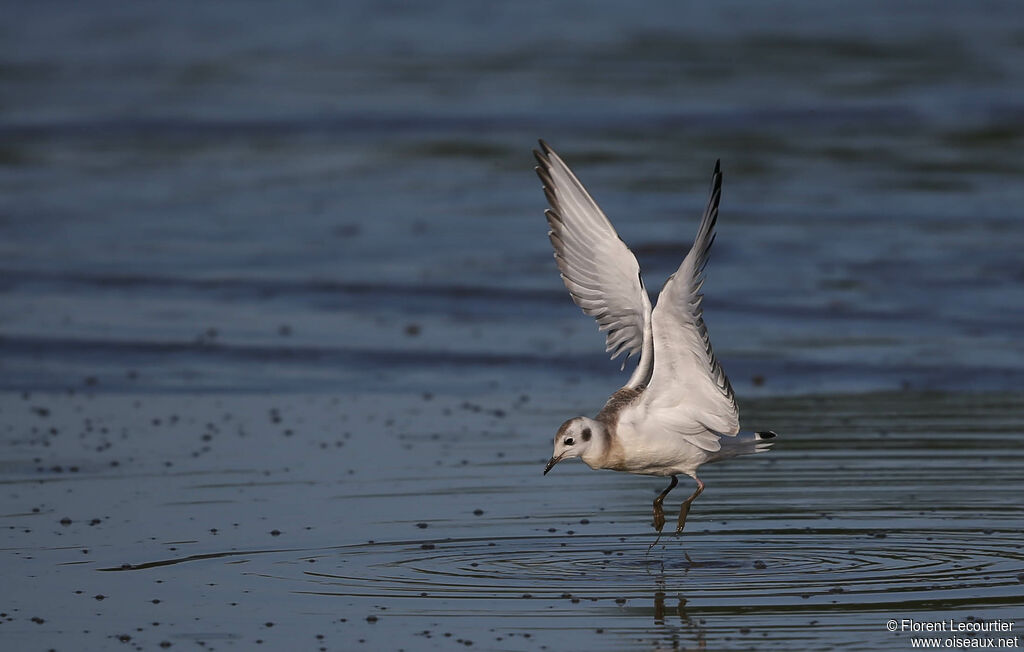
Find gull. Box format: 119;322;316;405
535;140;776;538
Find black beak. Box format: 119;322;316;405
543;455;562;475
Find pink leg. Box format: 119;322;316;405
675;476;705;535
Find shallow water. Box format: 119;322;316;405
3;1;1024;649
3;391;1022;649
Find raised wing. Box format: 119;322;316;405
534;140;652;388
639;161;739;449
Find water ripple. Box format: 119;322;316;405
292;530;1024;609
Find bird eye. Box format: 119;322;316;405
564;437;574;446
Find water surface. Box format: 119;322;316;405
2;1;1023;649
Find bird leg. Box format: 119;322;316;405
647;475;679;553
652;475;678;532
675;477;705;535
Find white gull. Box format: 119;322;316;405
535;140;777;537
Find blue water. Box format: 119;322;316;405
2;2;1023;649
3;0;1024;397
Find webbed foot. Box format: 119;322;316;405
653;502;666;532
674;501;691;535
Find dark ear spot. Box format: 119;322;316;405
581;427;591;442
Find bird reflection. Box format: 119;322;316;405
644;553;707;650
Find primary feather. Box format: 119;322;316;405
534;140;653;389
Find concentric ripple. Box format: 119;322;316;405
297;529;1024;607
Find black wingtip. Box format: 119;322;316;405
756;430;777;440
708;159;723;200
533;143;553;170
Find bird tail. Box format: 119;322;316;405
753;430;778;452
710;430;778;462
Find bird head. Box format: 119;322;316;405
544;417;599;475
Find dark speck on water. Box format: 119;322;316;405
2;1;1024;650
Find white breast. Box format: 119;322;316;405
614;406;714;476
